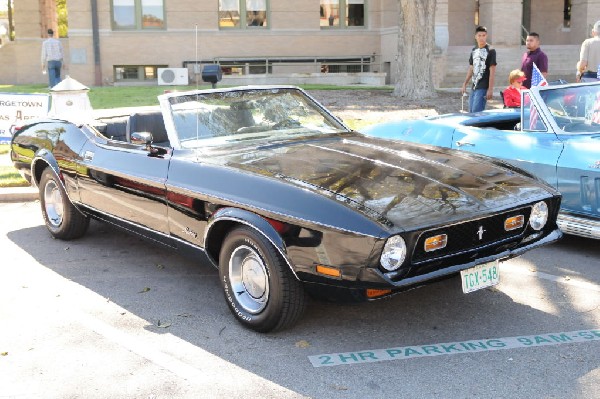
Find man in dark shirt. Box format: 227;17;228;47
520;32;548;89
461;26;497;113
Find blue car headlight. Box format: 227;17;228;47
380;235;407;272
529;201;549;231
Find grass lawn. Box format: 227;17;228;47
0;83;392;109
0;144;29;187
0;166;29;187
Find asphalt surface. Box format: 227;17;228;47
1;200;599;398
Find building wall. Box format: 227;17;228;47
2;0;600;87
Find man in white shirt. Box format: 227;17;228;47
577;20;600;82
41;28;64;88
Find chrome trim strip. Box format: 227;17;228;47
557;213;600;239
73;201;205;251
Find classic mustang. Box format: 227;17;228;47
365;81;600;240
11;86;561;332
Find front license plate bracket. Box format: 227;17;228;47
460;260;500;293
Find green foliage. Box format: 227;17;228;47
57;0;68;37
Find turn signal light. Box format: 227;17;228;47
316;265;341;278
366;289;392;298
504;215;525;231
424;234;447;252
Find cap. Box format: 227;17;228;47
594;20;600;33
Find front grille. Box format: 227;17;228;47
412;206;532;264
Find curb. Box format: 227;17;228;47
0;186;38;203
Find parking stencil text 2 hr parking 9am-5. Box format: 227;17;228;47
308;329;600;367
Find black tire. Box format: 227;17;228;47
219;226;306;332
39;168;89;240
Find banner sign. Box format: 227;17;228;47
0;93;50;144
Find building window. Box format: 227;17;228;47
320;0;365;28
219;0;268;29
114;65;166;81
112;0;165;30
563;0;571;28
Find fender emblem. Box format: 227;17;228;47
184;227;198;239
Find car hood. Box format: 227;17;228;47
203;133;554;230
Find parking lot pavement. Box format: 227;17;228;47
1;202;599;398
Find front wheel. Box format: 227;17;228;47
39;168;89;240
219;226;306;332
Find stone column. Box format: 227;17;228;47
435;0;449;54
478;0;522;46
571;0;600;42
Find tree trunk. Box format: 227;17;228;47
393;0;437;99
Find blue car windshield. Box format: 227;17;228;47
540;84;600;133
166;87;348;148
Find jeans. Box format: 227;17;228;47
47;60;62;88
469;88;487;113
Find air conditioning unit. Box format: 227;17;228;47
157;68;189;85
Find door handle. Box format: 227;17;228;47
456;141;475;147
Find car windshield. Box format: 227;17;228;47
540;83;600;133
166;87;348;149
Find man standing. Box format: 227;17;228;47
41;28;64;88
577;21;600;82
461;26;497;113
520;32;548;89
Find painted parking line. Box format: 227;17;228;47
501;263;600;292
308;328;600;367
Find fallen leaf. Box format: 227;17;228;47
177;313;192;318
564;276;571;281
64;247;69;251
157;320;171;328
138;287;151;293
295;340;310;348
1;352;7;356
156;264;165;270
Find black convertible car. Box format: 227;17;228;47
10;86;562;332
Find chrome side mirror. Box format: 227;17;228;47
130;131;153;151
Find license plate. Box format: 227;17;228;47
460;260;500;293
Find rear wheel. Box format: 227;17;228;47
219;226;306;332
39;168;89;240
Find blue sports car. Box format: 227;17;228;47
365;82;600;239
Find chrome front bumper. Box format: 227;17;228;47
557;213;600;240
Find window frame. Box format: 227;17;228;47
111;0;166;31
219;0;270;30
320;0;366;29
113;65;168;82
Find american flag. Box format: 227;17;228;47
531;62;548;87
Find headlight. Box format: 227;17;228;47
529;201;549;231
380;235;407;272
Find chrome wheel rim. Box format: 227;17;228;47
44;179;64;228
229;245;269;314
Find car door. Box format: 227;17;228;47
450;94;564;189
76;137;171;242
556;133;600;219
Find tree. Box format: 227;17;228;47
393;0;437;100
57;0;68;37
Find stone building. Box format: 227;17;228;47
0;0;596;88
